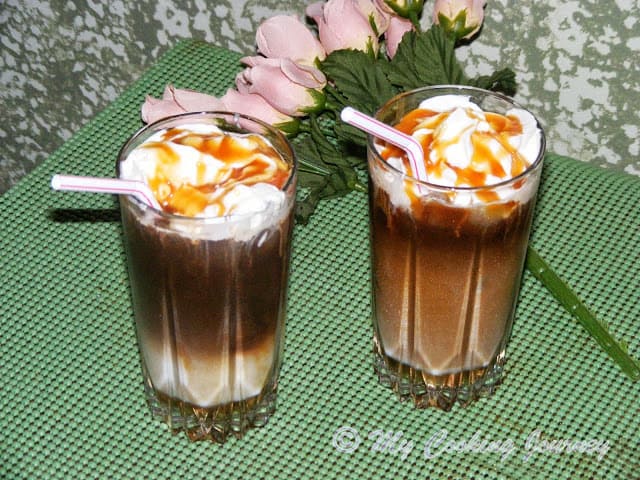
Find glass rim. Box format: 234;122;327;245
116;110;298;223
368;85;546;192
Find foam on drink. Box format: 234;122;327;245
374;95;542;206
120;123;291;217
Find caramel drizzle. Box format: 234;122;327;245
142;128;290;217
378;108;529;203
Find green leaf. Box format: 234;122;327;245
295;184;324;224
469;68;517;96
321;85;369;148
293;121;366;212
320;49;396;115
295;168;357;223
308;117;349;167
323;84;350;112
297;170;329;189
293;136;335;223
388;25;467;90
333;121;368;149
293;135;332;176
309;117;344;166
310;117;366;191
526;246;640;382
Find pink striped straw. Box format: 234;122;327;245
340;107;428;183
51;174;161;210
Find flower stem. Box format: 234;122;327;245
409;11;420;30
297;159;332;176
526;246;640;382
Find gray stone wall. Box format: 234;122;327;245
1;0;639;193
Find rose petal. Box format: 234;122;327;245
256;15;326;64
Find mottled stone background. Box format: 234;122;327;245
1;0;639;193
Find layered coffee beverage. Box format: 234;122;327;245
118;113;296;441
368;87;544;410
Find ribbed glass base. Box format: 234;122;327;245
373;340;505;411
143;378;278;443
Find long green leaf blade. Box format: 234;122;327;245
526;246;640;382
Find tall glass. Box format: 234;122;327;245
117;112;297;441
368;86;545;410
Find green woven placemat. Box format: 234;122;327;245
1;40;638;480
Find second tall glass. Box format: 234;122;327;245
367;86;545;410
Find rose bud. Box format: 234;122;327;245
306;0;379;54
433;0;486;41
237;56;326;116
256;15;326;65
141;85;224;124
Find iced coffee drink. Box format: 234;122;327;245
117;112;296;441
368;87;544;410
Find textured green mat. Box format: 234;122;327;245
1;40;639;479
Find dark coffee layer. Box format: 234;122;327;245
121;202;294;406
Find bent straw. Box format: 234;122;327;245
340;107;429;183
51;174;161;210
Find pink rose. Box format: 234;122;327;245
306;0;379;54
384;15;414;58
141;85;225;123
220;89;296;128
433;0;486;40
237;56;326;116
256;15;326;65
140;85;296;130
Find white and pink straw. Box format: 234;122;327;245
340;106;428;183
51;174;161;210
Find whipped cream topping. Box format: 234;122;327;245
120;123;291;218
375;95;542;205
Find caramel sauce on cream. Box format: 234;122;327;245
141;127;290;217
379;107;529;204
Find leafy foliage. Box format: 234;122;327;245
293;117;366;224
387;25;466;89
469;68;517;96
321;49;397;114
